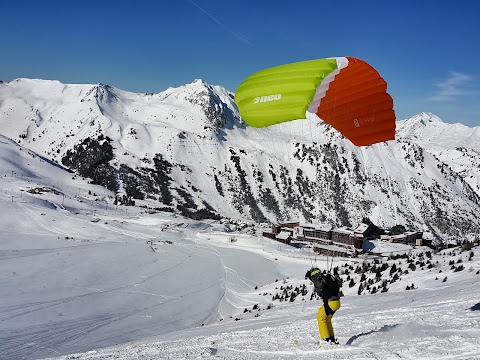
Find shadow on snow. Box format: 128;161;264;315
346;324;400;346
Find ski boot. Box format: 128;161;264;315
327;336;339;345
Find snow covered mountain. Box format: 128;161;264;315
397;112;480;197
1;79;479;243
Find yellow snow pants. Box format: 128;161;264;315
317;299;341;340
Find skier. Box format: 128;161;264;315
305;267;343;344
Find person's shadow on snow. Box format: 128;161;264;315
346;324;400;346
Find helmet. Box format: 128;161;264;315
305;267;321;280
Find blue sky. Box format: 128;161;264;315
1;0;479;126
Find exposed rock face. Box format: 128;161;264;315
1;80;479;241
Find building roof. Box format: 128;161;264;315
313;243;352;253
276;231;291;240
354;223;369;234
276;221;299;226
332;227;354;235
300;223;333;231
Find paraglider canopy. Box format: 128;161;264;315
234;57;396;146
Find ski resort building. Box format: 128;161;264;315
380;231;425;245
264;221;425;256
262;222;297;245
275;231;292;245
297;223;332;244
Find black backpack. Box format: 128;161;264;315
311;271;342;299
324;273;341;296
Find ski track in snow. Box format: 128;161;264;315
42;276;480;360
2;208;479;360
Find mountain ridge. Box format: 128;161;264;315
1;78;479;242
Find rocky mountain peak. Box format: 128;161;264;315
0;78;479;243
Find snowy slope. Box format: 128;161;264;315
0;78;241;169
397;112;480;150
397;112;480;197
0;135;303;358
0;134;479;360
44;259;480;360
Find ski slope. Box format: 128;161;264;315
41;243;480;360
0;134;479;359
